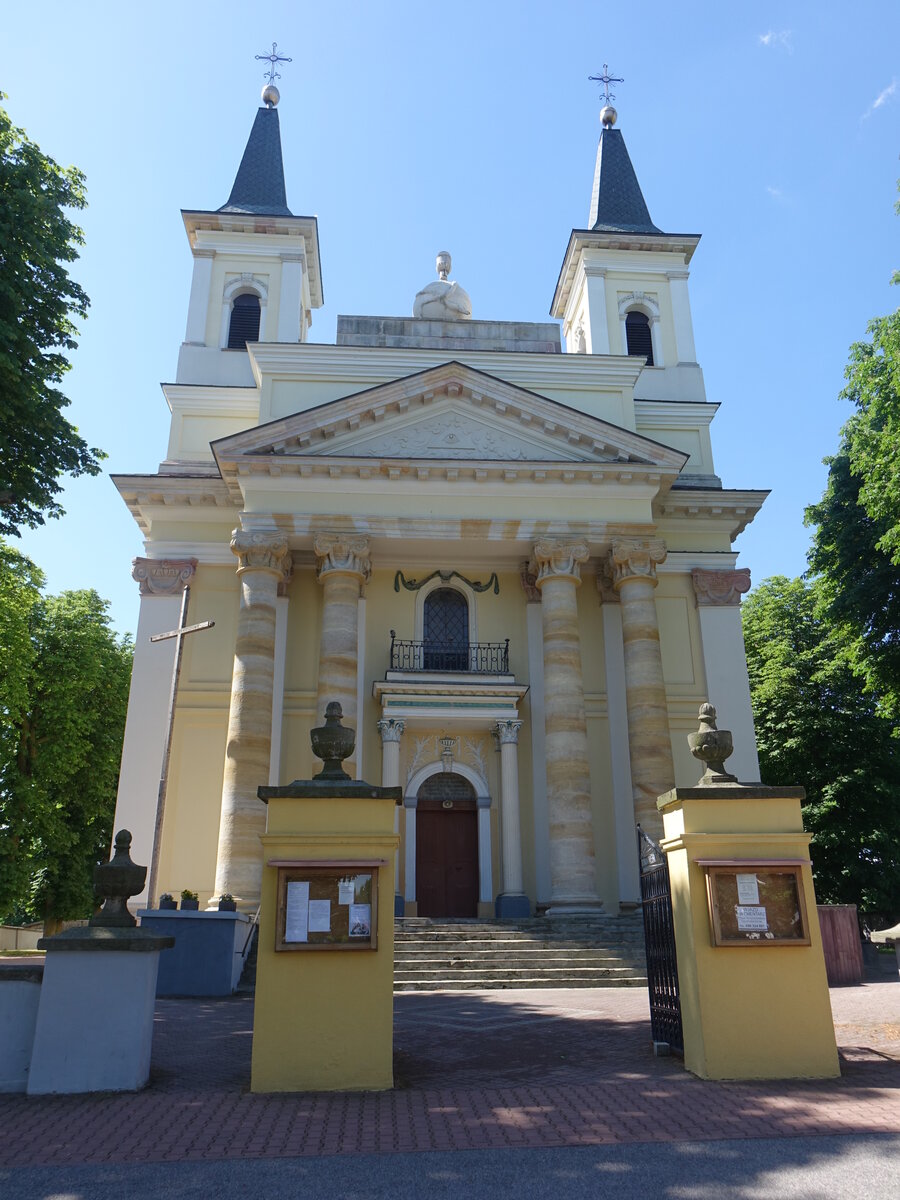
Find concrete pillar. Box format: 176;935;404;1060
611;537;675;839
494;719;529;916
114;558;197;907
314;534;371;767
584;266;610;354
521;568;551;904
213;531;292;907
691;568;759;782
667;269;698;363
268;588;290;787
377;717;406;916
276;254;304;342
532;539;602;911
477;794;493;913
184;251;214;344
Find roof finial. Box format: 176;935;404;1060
589;63;623;128
256;41;292;108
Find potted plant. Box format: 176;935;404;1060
180;889;200;911
217;893;237;912
159;892;177;911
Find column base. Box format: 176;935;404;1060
495;893;532;918
545;898;605;916
394;893;405;918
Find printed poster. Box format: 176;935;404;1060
285;881;310;942
308;899;331;933
736;873;760;905
348;904;371;938
735;905;768;932
338;880;356;906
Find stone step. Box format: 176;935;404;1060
394;967;641;982
394;949;644;963
394;976;649;991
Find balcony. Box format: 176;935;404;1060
389;631;510;675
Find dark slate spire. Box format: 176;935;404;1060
588;124;661;235
219;106;292;217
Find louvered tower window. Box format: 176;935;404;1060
227;293;261;349
423;588;469;671
625;310;654;365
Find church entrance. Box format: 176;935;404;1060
415;772;478;918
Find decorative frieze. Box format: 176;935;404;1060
132;557;197;597
519;563;541;604
610;538;667;589
531;539;589;587
230;531;292;578
314;533;371;582
691;568;751;607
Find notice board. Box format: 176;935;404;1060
273;863;380;951
702;863;811;947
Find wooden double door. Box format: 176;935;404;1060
415;772;478;918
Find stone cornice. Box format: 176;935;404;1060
691;567;752;606
653;489;769;540
112;475;237;535
531;539;589;587
314;533;371;583
610;537;667;588
131;557;197;597
230;530;292;578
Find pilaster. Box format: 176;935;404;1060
314;535;371;764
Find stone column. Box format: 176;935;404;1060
494;719;529;917
691;568;759;782
314;535;371;766
377;717;405;917
213;531;291;907
532;539;602;911
610;537;675;839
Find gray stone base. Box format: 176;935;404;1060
337;315;561;354
394;893;405;918
495;893;532;918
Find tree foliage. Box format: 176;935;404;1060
742;577;900;918
0;544;132;930
0;97;103;538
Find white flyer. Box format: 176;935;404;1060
338;880;355;906
308;899;331;933
735;905;768;932
285;881;310;942
736;873;760;905
348;903;371;938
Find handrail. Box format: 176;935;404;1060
389;632;510;674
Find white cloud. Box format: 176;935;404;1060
766;185;786;203
758;30;793;52
862;78;898;120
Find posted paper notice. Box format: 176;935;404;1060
736;873;760;905
349;904;371;938
285;881;310;942
735;905;768;932
338;880;355;906
308;899;331;933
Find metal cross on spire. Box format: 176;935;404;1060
589;64;623;104
255;41;292;84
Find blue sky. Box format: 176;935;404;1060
3;1;898;635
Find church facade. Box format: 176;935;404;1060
113;91;764;917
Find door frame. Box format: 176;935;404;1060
404;760;492;912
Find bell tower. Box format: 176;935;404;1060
551;93;705;403
176;78;323;386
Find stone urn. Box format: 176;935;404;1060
688;703;738;786
311;701;356;781
90;830;146;928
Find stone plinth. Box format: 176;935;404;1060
251;777;401;1093
659;782;839;1081
138;909;251;996
336;315;561;354
0;960;44;1093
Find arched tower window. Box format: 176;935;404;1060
625;310;654;364
423;588;469;671
227;292;261;349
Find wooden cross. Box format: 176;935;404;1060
146;586;215;909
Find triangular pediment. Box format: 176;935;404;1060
212;362;688;475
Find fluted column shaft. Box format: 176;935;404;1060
495;720;525;897
377;718;405;913
611;538;675;839
214;532;291;906
314;535;371;762
532;540;601;911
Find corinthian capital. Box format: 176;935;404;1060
691;567;751;607
494;719;523;745
531;539;589;587
376;717;406;744
230;530;292;578
132;557;197;597
610;538;667;589
314;533;371;583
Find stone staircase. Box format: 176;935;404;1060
393;914;647;991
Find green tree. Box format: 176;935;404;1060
742;576;900;919
0;565;132;933
0;97;103;538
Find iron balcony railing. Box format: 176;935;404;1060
389;631;510;674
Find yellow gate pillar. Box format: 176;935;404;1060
250;703;401;1093
659;704;839;1081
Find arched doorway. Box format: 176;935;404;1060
415;771;478;917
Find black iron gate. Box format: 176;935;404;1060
637;825;683;1056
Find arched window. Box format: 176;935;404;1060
227;292;261;349
625;310;654;364
423;588;469;671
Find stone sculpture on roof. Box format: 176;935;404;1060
413;251;472;321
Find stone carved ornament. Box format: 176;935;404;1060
230;530;292;578
531;539;590;585
376;717;406;744
314;533;371;582
609;538;667;588
691;568;752;607
413;251;472;321
331;411;578;463
132;558;197;597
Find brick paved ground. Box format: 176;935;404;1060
0;984;896;1168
